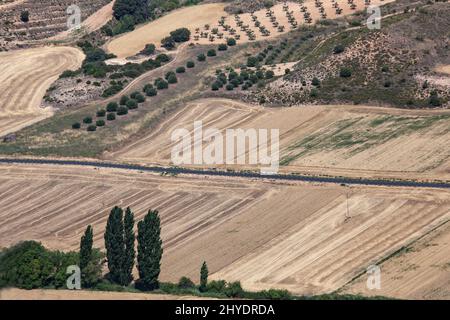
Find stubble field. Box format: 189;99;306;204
111;98;450;181
0;163;448;296
0;46;84;137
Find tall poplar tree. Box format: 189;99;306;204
137;209;163;290
199;261;208;292
123;207;135;286
79;225;93;272
104;206;125;284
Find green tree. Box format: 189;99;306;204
104;206;125;284
79;225;93;276
137;210;163;290
199;261;208;292
123;208;136;286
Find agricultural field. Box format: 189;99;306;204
112;98;450;181
0;46;84;137
106;0;393;58
0;163;448;296
0;0;449;304
342;221;450;299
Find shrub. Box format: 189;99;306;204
170;28;191;42
197;53;206;61
339;68;352;78
310;88;319;97
383;80;392;88
176;66;186;73
247;56;258;67
107;113;116;121
87;125;97;132
226;84;234;91
178;277;195;289
333;44;345;54
218;44;228;51
126;99;138;109
143;84;153;92
207;49;217;57
140;43;156;56
120;95;129;105
156;54;170;63
225;281;244;298
130;91;140;99
206;280;227;293
265;70;275;79
167;73;178;84
96;109;106;117
96;120;106;127
211;82;220;91
186;61;195;68
155;78;169;89
72;122;81;129
381;66;389;73
117;106;129;115
285;68;291;75
161;36;175;49
83;116;93;124
135;93;145;103
106;102;118;112
20;10;29;23
145;87;158;96
312;77;321;86
227;38;236;46
256;70;265;79
429;92;442;107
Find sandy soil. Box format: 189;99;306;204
342;221;450;300
106;0;394;59
0;46;84;137
0;163;448;296
0;288;212;300
110;98;450;181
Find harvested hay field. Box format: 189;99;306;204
0;47;84;137
110;99;450;181
106;0;393;58
0;163;448;296
342;221;450;300
0;288;211;300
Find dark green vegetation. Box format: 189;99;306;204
0;241;102;290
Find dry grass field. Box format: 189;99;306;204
106;0;394;58
342;221;450;299
111;99;450;181
0;46;84;137
0;163;448;296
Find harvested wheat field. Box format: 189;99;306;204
342;221;450;299
110;99;450;181
0;47;84;137
106;0;394;58
0;163;448;296
0;288;211;300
